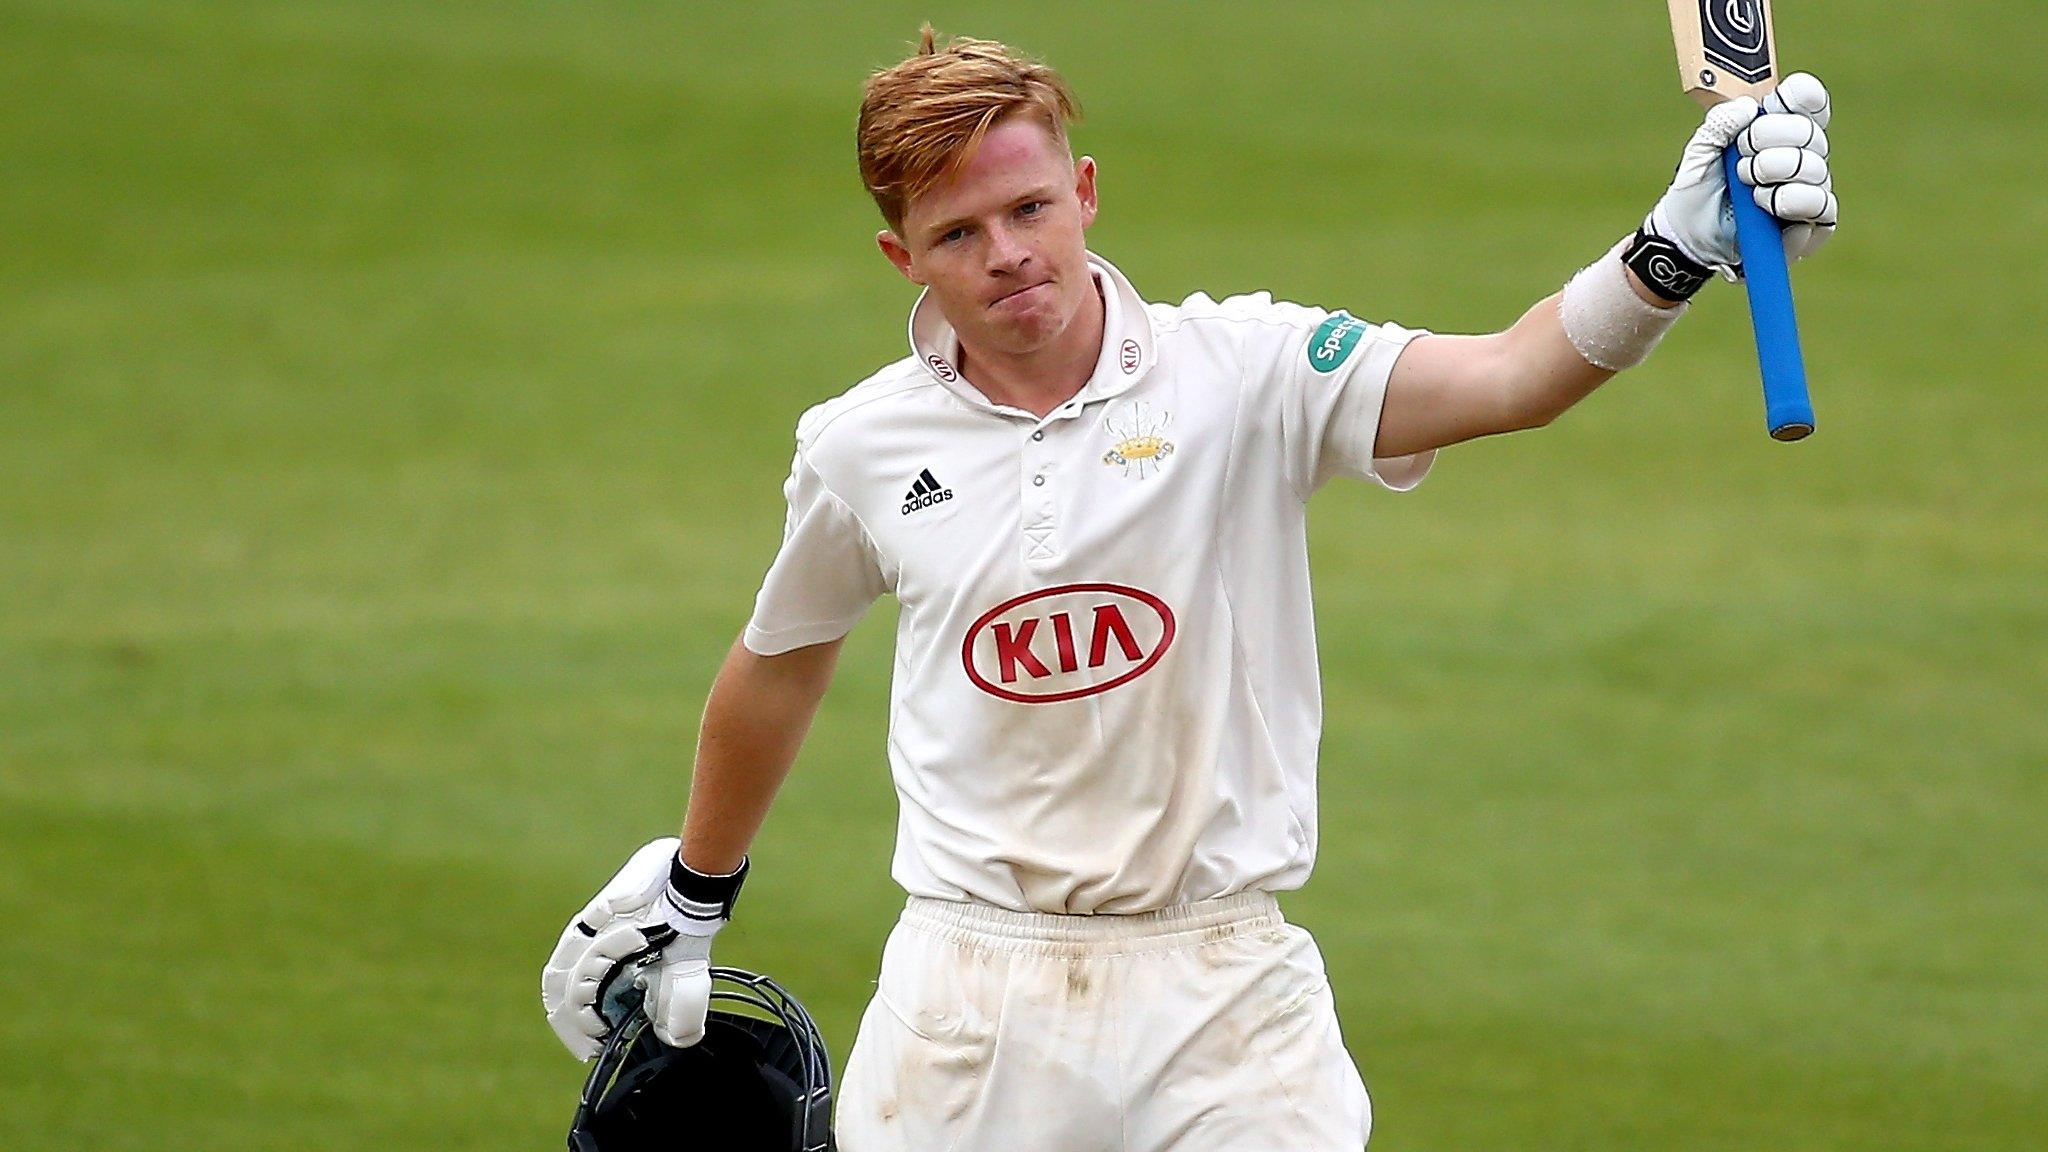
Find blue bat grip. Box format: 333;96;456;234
1724;144;1814;441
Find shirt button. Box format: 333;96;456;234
1032;475;1046;487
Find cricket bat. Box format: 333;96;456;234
1668;0;1814;441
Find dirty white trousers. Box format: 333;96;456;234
836;892;1371;1151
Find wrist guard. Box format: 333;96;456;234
659;854;748;933
1623;227;1713;302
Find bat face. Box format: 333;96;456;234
1668;0;1780;106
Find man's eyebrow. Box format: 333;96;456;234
922;187;1059;239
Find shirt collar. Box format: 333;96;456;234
907;251;1158;413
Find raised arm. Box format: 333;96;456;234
1373;283;1664;459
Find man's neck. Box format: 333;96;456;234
957;279;1107;419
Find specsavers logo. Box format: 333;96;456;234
1307;311;1368;374
961;583;1176;704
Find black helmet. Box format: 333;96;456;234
568;967;834;1152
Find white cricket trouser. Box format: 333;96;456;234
836;892;1371;1151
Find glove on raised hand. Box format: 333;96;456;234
540;839;747;1059
1648;72;1839;276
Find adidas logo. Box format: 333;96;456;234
901;468;953;516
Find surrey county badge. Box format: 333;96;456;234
1101;401;1175;479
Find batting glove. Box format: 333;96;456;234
1648;72;1838;278
540;838;748;1059
633;850;749;1049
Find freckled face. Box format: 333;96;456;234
882;117;1099;360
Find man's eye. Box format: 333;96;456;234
1018;201;1044;217
941;228;968;244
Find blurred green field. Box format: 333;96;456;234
2;1;2043;1148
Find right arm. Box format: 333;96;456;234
546;430;872;1056
677;634;846;874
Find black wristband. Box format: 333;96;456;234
1623;228;1712;302
663;854;749;924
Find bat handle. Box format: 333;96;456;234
1724;144;1814;441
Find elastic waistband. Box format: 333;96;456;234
901;891;1283;957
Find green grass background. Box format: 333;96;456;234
2;1;2042;1148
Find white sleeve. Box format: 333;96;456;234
1232;294;1435;496
742;445;888;656
1297;315;1433;494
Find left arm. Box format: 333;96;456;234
1374;274;1672;459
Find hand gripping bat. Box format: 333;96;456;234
1668;0;1815;441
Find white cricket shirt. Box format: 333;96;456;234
744;254;1433;914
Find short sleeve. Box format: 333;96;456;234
1296;315;1432;493
742;444;889;656
1227;294;1435;496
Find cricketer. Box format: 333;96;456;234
542;26;1839;1151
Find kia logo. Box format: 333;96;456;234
960;583;1176;704
1120;338;1141;374
926;354;958;382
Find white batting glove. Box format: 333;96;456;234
1648;72;1839;276
1742;74;1838;262
541;838;678;1060
636;918;717;1049
539;839;747;1059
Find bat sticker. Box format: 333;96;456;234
1699;0;1773;83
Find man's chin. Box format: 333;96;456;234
967;316;1063;359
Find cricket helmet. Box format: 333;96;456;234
567;966;834;1152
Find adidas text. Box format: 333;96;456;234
902;488;953;515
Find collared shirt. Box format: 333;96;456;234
744;253;1433;914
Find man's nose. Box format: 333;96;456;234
985;223;1030;274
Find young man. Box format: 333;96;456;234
542;28;1838;1151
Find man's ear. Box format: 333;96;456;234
877;229;922;284
1075;156;1099;231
